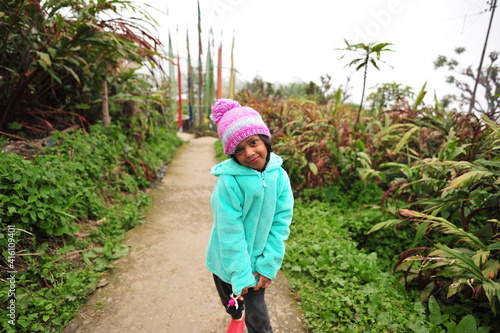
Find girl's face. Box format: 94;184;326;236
234;135;268;171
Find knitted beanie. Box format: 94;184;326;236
210;98;271;156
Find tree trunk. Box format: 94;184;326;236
356;56;369;126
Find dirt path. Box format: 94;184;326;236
64;134;305;333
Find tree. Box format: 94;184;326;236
434;48;499;121
366;82;414;115
238;77;283;100
338;40;393;126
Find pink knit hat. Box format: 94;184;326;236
210;99;271;155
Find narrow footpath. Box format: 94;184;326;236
64;134;305;333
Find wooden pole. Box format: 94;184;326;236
469;0;497;114
102;78;111;127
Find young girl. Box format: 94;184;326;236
206;99;294;333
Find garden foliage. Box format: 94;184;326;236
239;80;499;331
0;0;165;137
284;199;430;333
0;1;182;332
0;124;182;332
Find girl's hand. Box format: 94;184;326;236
235;288;248;300
253;273;272;291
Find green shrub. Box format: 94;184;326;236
283;201;430;332
299;181;410;269
214;139;227;162
0;123;182;332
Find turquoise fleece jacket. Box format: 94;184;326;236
206;153;294;296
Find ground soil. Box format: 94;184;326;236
63;133;305;333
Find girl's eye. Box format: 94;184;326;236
250;140;257;146
235;148;243;154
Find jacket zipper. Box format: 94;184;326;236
261;174;268;188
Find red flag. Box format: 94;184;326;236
177;55;182;130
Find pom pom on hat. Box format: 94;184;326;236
210;98;271;155
210;99;241;125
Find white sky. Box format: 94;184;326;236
134;0;500;108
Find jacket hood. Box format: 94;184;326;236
211;152;283;176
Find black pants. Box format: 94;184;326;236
213;274;273;333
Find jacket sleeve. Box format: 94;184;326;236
255;169;294;280
213;175;257;295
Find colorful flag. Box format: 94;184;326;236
168;31;176;99
228;32;236;99
197;0;203;130
186;30;194;123
177;28;182;131
203;30;215;120
217;37;222;99
167;28;179;125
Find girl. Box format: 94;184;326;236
206;99;294;333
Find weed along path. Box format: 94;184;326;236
64;133;305;333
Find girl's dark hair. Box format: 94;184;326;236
230;134;273;164
259;134;273;158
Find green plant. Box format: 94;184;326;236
240;96;362;190
425;296;493;333
379;210;500;313
0;152;98;237
338;40;393;126
0;121;182;332
0;0;164;136
0;267;101;333
283;201;431;332
367;82;415;117
374;113;499;225
214;139;227;162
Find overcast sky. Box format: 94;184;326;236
136;0;499;108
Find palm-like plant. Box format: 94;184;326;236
338;40;393;126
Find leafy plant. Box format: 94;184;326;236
0;0;165;136
283;200;431;333
426;296;492;333
338;40;393;126
0;122;182;332
380;209;500;314
367;82;415;117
